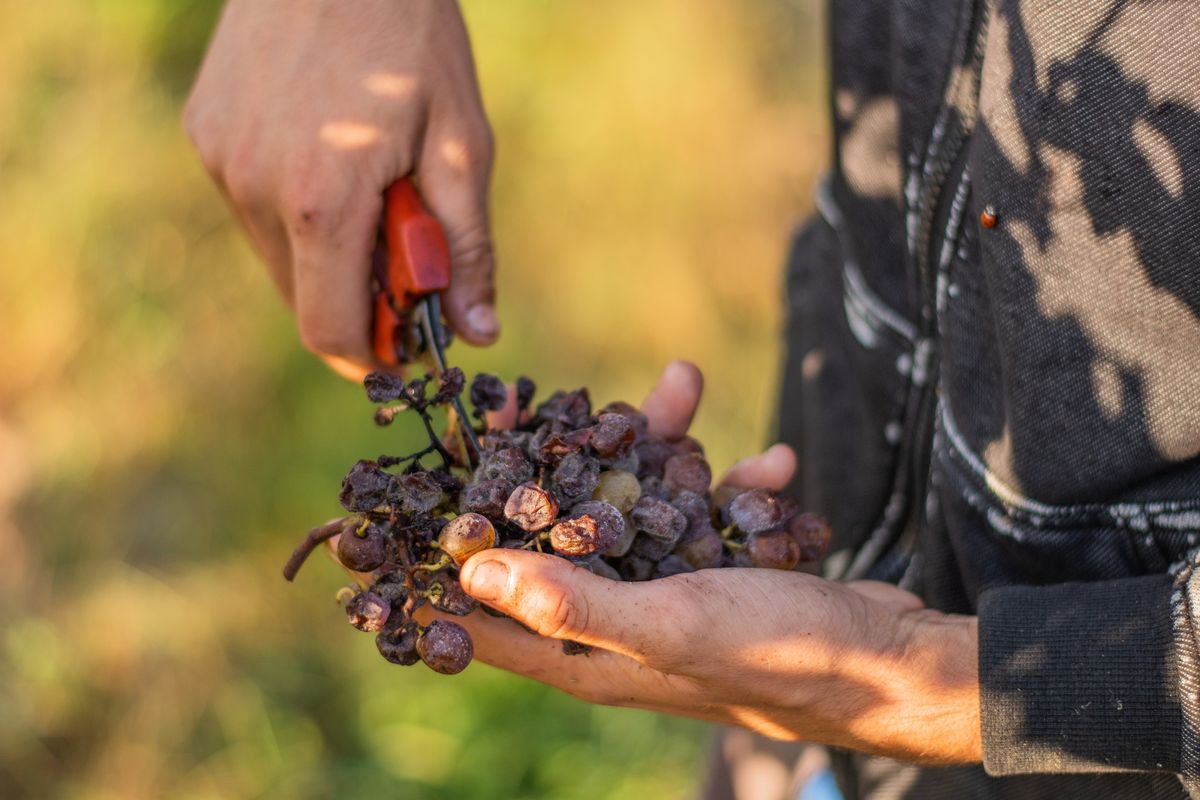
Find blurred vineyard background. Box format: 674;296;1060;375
0;1;826;798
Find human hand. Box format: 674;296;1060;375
185;0;498;379
443;362;982;763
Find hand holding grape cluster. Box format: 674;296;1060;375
284;368;831;675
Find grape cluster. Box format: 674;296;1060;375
284;369;831;675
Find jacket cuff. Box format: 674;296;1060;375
978;575;1181;775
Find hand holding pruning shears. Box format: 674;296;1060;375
184;0;498;380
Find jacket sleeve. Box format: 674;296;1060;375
978;554;1200;792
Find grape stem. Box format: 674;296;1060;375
377;378;460;470
413;554;452;572
412;400;456;469
378;444;439;469
283;517;352;581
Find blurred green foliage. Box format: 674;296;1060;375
0;1;825;797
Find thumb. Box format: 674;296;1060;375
459;549;673;662
418;117;499;346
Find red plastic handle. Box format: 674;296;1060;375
384;178;452;304
372;178;452;364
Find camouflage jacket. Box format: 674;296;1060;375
777;1;1200;797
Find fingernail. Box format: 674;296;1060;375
464;559;509;602
467;304;499;339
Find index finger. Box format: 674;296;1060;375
459;549;695;668
288;177;383;370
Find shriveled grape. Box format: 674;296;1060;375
469;373;508;414
662;453;712;496
591;413;636;458
603;516;638;558
728;488;783;534
550;501;624;556
504;482;559;532
516;376;537;412
551;452;601;504
346;592;391;632
433;367;466;404
711;484;744;528
639;475;670;501
426;571;479;616
746;530;800;570
389;472;445;517
787;512;832;562
477;446;534;485
363;372;408;403
632;532;677;560
337;523;388;572
534;388;591;429
630;496;686;544
460;478;514;520
370;575;408;610
376;619;421;666
418;620;474;674
675;529;723;570
536;427;592;465
599;401;649;440
671;490;713;543
339;460;391;512
633;437;674;479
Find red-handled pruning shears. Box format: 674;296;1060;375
372;177;480;459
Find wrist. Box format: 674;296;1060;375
898;610;981;763
838;608;981;764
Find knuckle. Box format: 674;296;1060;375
428;120;493;179
280;167;344;237
468;123;495;166
195;145;224;180
187;135;222;178
223;162;266;208
182;102;223;176
534;585;589;641
222;138;272;207
636;581;698;670
449;226;495;273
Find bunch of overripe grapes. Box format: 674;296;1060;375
284;368;830;675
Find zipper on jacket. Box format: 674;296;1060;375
895;1;989;589
897;143;973;587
